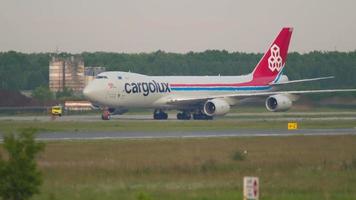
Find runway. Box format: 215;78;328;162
1;128;351;141
1;112;356;122
1;112;355;141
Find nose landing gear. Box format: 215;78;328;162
101;109;111;120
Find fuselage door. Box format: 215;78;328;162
106;82;118;100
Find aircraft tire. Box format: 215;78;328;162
177;112;191;120
183;112;191;120
162;112;168;120
101;114;110;120
193;113;213;120
153;110;168;120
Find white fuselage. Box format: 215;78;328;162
81;28;356;118
83;71;275;110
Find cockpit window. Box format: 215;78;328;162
95;75;108;79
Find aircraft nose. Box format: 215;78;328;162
83;85;95;100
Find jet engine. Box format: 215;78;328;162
203;99;230;116
265;94;292;112
108;107;128;115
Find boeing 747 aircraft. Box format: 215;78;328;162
83;27;356;120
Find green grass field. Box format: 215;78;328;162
11;136;352;200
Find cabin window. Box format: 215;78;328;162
118;76;122;80
95;75;108;79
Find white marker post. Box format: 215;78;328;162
243;176;259;200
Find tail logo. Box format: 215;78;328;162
268;44;283;72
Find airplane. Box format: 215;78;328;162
83;27;356;120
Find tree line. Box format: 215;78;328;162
0;50;356;93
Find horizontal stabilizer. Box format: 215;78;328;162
271;76;334;85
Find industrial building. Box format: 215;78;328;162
49;56;105;93
49;56;85;93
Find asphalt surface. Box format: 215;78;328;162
1;112;355;141
1;112;356;122
0;128;352;141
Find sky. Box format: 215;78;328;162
0;0;355;53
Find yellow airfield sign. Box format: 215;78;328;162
288;122;298;130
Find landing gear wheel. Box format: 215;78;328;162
101;110;111;120
193;112;213;120
153;109;168;120
177;112;191;120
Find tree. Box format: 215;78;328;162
1;51;356;96
0;128;45;200
32;85;53;103
55;87;74;100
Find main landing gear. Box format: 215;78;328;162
153;109;168;120
192;112;213;120
176;111;213;120
177;111;191;120
153;110;213;120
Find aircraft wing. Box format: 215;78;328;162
166;88;356;105
270;76;334;86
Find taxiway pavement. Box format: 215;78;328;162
0;128;353;141
1;112;356;122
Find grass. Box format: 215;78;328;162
0;109;355;199
5;135;350;199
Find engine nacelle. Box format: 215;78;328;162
108;108;128;115
265;94;292;112
203;99;230;116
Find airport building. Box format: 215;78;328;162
49;56;106;93
49;56;85;93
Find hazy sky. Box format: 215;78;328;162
0;0;355;53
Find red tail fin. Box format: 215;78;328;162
252;27;293;82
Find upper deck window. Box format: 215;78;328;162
95;75;108;79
